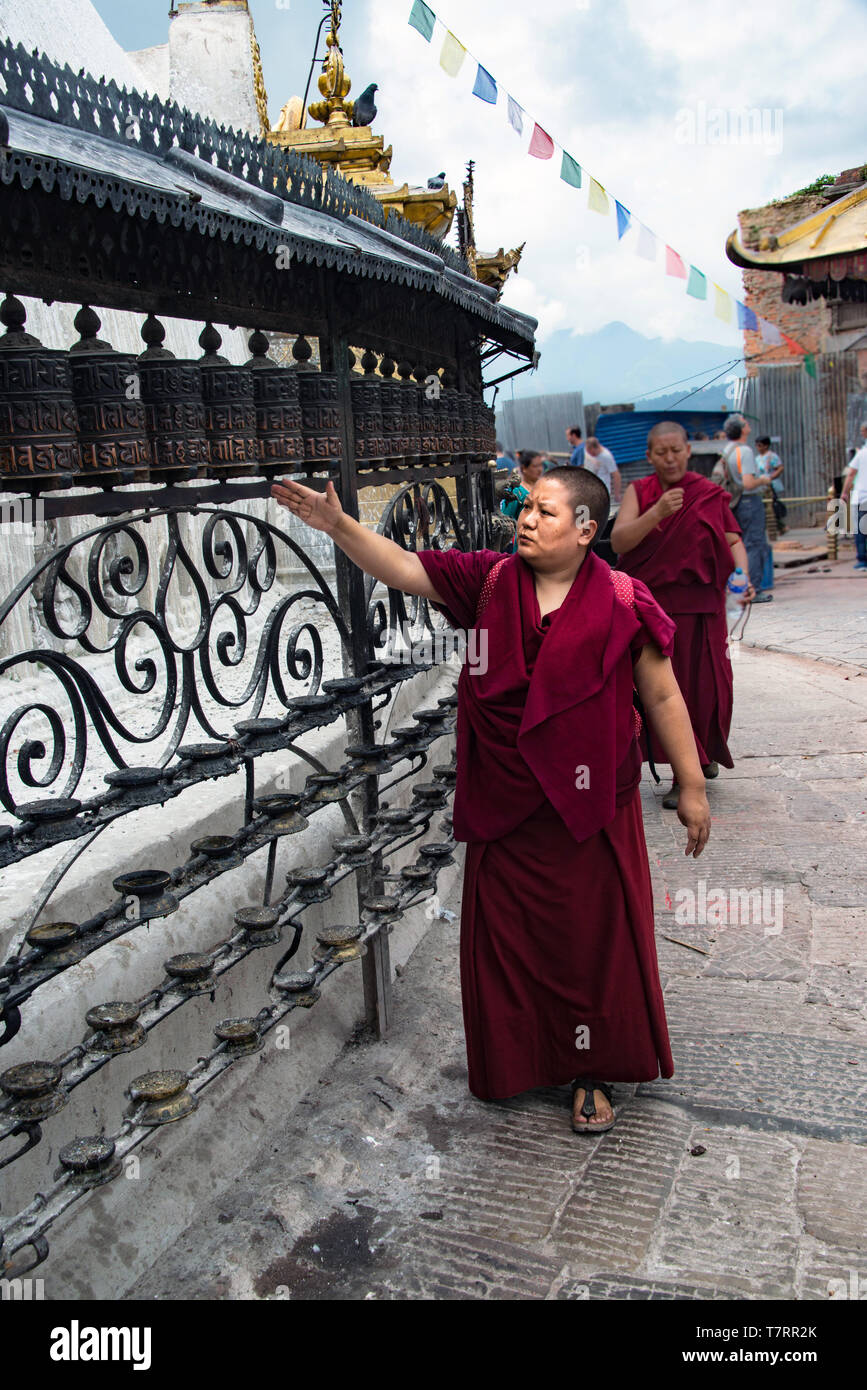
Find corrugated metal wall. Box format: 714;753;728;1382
744;351;862;497
495;391;585;455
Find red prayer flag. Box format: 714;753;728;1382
528;123;554;160
781;332;806;354
665;245;687;279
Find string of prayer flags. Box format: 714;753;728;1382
439;31;466;76
408;0;435;42
560;152;582;188
588;178;609;214
472;64;497;104
507;96;524;135
405;1;808;357
665;246;687;279
686;266;707;300
528;123;554;159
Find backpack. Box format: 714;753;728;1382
711;443;744;507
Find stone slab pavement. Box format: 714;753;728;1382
123;636;867;1302
743;540;867;673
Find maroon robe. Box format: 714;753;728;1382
618;470;741;770
415;545;676;1101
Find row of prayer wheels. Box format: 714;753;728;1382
0;297;496;491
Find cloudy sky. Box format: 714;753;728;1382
92;0;867;353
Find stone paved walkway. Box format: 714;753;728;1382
125;636;867;1302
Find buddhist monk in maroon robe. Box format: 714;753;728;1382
611;422;753;807
272;466;711;1134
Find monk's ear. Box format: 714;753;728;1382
578;518;597;548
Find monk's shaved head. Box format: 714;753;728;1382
533;466;610;542
647;421;688;449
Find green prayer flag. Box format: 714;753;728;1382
804;352;817;379
686;266;707;300
560;152;582;188
408;0;435;42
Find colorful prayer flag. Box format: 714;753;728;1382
759;317;783;345
781;332;805;354
804;352;817;378
528;123;554;159
408;0;435;42
588;178;609;214
637;223;657;261
507;95;524;135
615;201;631;239
665;246;687;279
472;63;497;103
713;283;732;322
736;301;758;332
560;152;582;188
439;31;466;76
686;266;707;300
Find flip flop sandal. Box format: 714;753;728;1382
570;1079;616;1134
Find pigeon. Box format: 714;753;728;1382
352;83;378;128
427;171;446;190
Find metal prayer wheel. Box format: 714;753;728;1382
351;351;385;463
290;333;341;465
455;390;475;456
0;294;80;489
68;306;152;484
246;329;304;472
397;361;421;462
478;398;496;459
416;365;438;457
432;384;455;457
198;322;258;477
378;358;406;460
137;314;209;482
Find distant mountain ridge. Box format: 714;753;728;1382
510;321;744;406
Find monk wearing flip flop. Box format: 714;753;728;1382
272;467;711;1134
611;422;753;810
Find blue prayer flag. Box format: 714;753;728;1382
472;63;497;104
615;201;631;239
737;301;759;331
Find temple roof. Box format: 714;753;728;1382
726;183;867;273
0;41;536;348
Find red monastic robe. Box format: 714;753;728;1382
617;471;741;770
415;545;676;1101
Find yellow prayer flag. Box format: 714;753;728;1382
588;179;609;215
713;283;732;323
439;31;467;77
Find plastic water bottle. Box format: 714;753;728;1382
726;567;748;621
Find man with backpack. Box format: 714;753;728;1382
713;414;774;603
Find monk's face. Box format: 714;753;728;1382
648;432;691;488
516;478;595;567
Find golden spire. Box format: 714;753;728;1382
307;1;354;130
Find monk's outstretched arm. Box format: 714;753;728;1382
634;644;711;857
271;477;445;603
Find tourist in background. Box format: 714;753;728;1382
841;426;867;570
583;437;623;503
566;426;585;467
720;414;773;603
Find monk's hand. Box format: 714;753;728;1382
677;785;711;858
271;477;343;536
654;488;685;519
